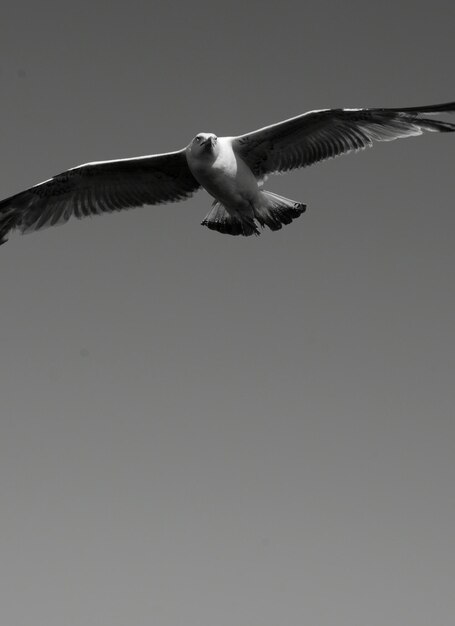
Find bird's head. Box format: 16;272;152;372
189;133;218;157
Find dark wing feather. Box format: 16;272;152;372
232;102;455;179
0;149;200;244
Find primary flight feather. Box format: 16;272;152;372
0;101;454;244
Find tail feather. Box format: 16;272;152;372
201;192;306;237
201;201;260;237
254;191;306;232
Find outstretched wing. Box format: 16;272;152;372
0;149;200;244
232;102;455;179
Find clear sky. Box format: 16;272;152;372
0;1;454;625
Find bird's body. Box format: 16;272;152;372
0;101;454;244
186;134;270;234
186;135;255;208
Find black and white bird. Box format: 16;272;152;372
0;101;454;244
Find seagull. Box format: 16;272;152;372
0;101;454;244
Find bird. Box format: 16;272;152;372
0;101;454;244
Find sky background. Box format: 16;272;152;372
0;1;454;625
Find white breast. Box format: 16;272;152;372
186;138;260;208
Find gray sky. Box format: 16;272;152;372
0;1;454;625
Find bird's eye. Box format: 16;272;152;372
195;136;201;143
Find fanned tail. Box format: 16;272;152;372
201;192;307;237
254;190;306;232
201;201;260;237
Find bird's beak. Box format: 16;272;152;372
202;137;215;147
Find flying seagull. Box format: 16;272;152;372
0;101;454;244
